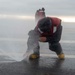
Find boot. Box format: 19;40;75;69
29;53;39;60
57;53;65;60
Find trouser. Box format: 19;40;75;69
27;25;63;55
49;42;63;55
27;30;40;54
27;34;62;55
27;35;62;55
48;25;63;54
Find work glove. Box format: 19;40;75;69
39;37;47;42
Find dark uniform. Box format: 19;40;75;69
27;17;64;60
37;17;62;55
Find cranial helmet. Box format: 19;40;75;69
42;7;45;11
38;17;52;33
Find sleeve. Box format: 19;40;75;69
46;25;62;43
52;25;62;42
46;36;52;42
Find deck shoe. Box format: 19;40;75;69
58;53;65;60
29;53;39;60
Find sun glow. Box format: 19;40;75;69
0;14;75;22
0;14;34;20
54;16;75;23
48;15;75;23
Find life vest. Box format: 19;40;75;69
36;17;61;37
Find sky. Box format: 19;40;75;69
0;0;75;16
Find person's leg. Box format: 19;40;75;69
49;42;65;59
49;42;63;54
27;30;40;59
48;25;64;59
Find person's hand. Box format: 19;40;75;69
39;37;46;42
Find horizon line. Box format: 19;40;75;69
0;14;75;23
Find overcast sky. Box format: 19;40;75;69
0;0;75;16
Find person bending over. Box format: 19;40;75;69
27;17;65;60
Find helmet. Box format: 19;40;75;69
38;17;52;33
42;7;45;11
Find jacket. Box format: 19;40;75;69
35;17;62;43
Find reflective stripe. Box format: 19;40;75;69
38;28;43;33
53;26;57;33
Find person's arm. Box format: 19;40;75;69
52;25;62;42
46;25;62;43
